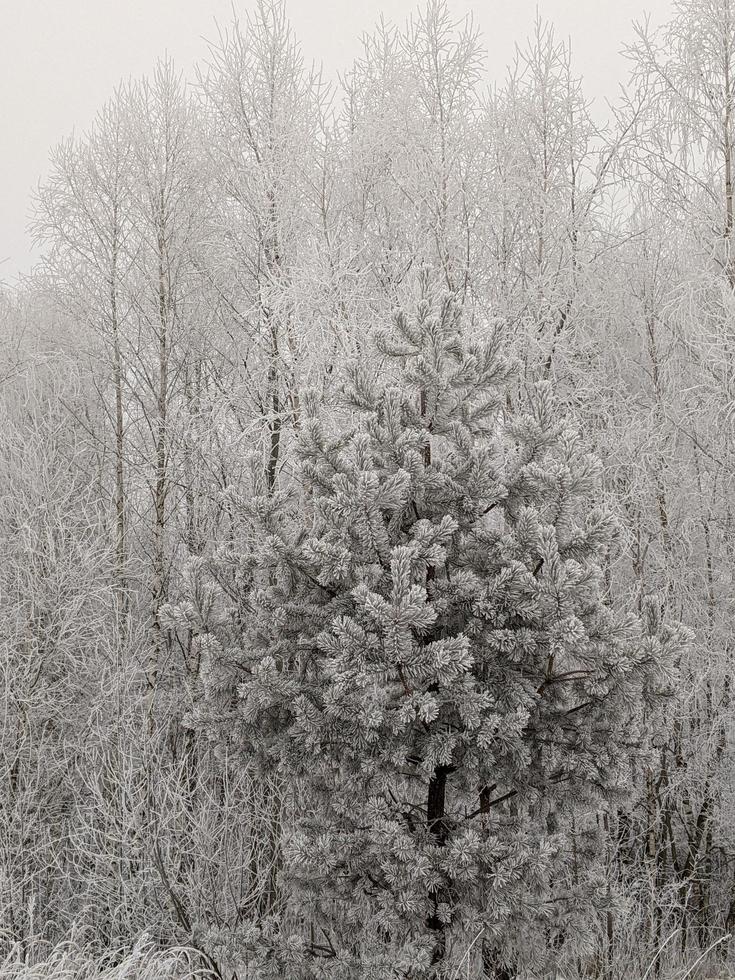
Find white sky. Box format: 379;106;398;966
1;0;673;283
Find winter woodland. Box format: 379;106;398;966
2;1;735;977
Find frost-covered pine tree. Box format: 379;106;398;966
189;270;685;979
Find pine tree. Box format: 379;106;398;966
187;269;686;978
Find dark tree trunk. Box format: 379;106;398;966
427;764;451;965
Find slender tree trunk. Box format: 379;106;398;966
110;230;127;610
724;27;735;289
426;763;450;965
265;320;281;496
149;213;170;715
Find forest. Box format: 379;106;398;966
1;0;734;977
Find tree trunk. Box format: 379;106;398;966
426;763;451;965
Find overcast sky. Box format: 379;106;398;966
1;0;673;283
